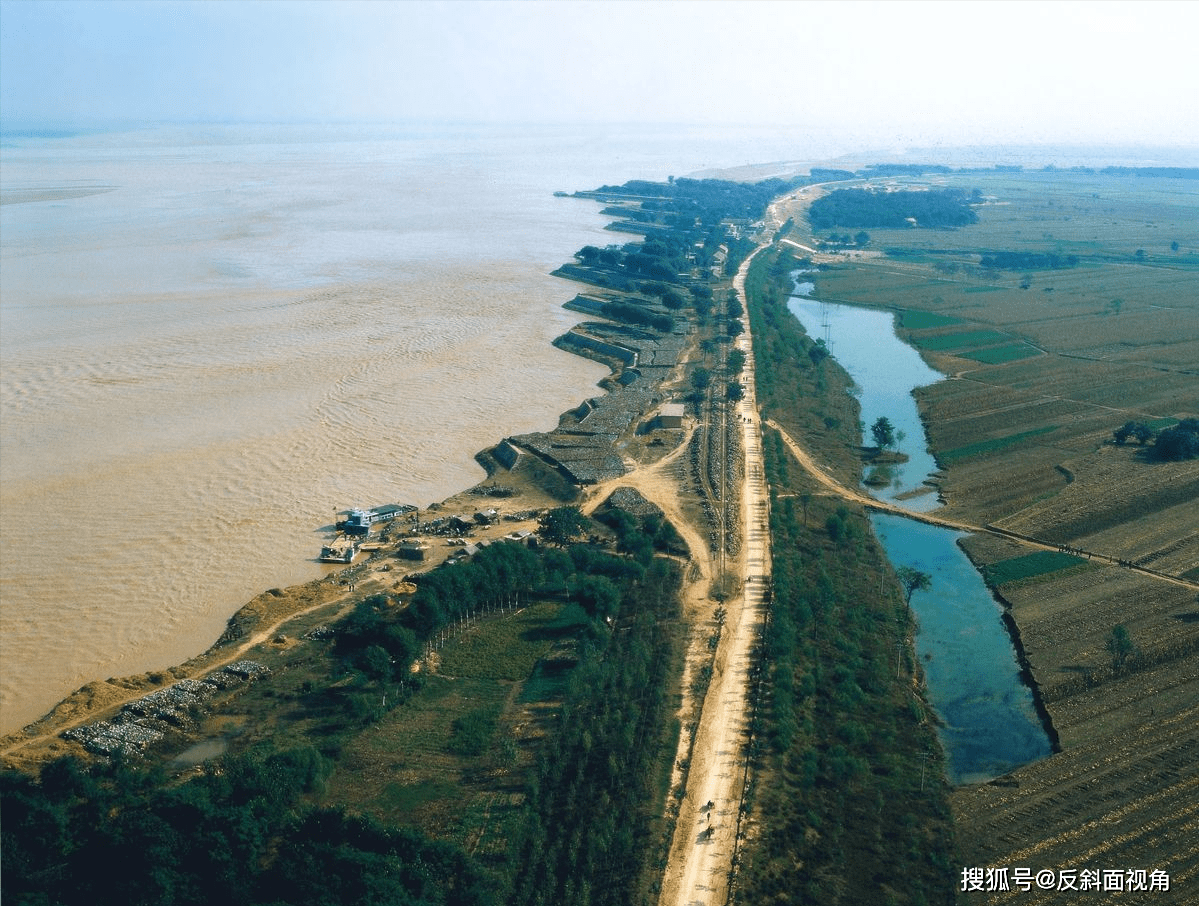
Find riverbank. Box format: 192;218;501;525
0;171;730;773
2;296;706;769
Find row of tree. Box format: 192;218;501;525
3;504;689;906
2;746;491;906
979;250;1079;270
734;244;957;904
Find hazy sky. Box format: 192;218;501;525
2;0;1196;148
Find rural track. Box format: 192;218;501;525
763;418;1199;592
658;241;773;906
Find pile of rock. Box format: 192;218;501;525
62;661;270;758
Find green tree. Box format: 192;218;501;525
871;416;896;451
357;645;393;683
661;289;686;310
1105;624;1136;671
538;506;590;546
896;566;932;604
569;574;621;619
1152;418;1199;460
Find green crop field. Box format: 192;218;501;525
958;342;1041;364
900;309;965;329
916;329;1013;351
982;550;1089;586
939;425;1059;463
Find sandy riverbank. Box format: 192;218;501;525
0;459;585;771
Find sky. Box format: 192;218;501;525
2;0;1197;149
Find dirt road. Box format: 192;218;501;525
765;417;1198;592
657;245;773;906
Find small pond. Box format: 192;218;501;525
785;274;1053;782
168;737;229;770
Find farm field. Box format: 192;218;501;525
774;169;1199;903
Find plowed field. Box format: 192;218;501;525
771;169;1199;903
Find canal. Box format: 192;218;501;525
787;276;1053;782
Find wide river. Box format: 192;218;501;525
0;121;841;734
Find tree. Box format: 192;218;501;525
569;574;621;619
1153;418;1199;461
896;566;931;605
727;381;745;402
854;231;870;246
871;416;896;451
538;506;590;546
661;289;686;310
1105;624;1136;671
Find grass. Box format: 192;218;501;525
958;342;1041;364
940;425;1059;463
319;598;585;852
436;601;569;681
982;550;1089;586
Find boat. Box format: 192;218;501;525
340;503;416;536
319;536;359;563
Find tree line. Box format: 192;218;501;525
3;507;687;906
734;244;957;904
2;744;491;906
980;250;1079;270
808;187;980;230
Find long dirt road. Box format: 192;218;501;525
657;245;773;906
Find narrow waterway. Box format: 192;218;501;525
871;514;1053;783
789;278;943;511
787;275;1053;782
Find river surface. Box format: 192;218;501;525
787;277;1053;781
788;279;943;510
871;514;1053;783
0;121;846;734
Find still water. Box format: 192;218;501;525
788;278;943;511
871;514;1053;783
787;277;1052;781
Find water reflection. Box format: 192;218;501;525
788;277;944;511
872;513;1053;783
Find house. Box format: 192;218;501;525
654;403;685;429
